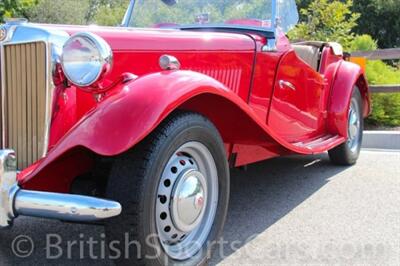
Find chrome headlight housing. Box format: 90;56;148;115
61;32;113;87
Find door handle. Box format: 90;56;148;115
279;80;296;91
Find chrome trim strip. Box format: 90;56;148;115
0;42;6;147
43;41;52;157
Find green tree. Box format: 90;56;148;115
93;0;129;26
27;0;90;25
288;0;360;49
350;35;400;127
0;0;37;22
26;0;130;26
294;0;312;20
352;0;400;48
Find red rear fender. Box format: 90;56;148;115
327;61;371;137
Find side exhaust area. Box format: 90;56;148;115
0;150;121;228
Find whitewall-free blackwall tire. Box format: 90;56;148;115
329;88;364;165
105;111;230;265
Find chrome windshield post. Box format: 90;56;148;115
121;0;136;27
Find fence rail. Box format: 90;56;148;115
351;48;400;60
351;48;400;93
370;85;400;93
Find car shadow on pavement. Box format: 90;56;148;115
210;153;350;264
0;153;349;265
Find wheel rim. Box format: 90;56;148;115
347;99;361;152
156;141;219;260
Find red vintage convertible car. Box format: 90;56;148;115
0;0;370;264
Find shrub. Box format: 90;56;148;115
350;34;400;128
288;0;360;50
364;61;400;127
367;93;400;127
349;34;377;52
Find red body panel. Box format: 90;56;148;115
268;50;326;142
327;61;371;137
16;25;370;192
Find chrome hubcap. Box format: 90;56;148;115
347;99;361;152
156;142;218;260
171;170;207;232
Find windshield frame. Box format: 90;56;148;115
121;0;298;50
122;0;279;32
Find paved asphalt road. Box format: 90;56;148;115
0;150;399;265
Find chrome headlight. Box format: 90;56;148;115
61;32;113;87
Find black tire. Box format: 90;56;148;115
105;111;230;265
329;88;364;165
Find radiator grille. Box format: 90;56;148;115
1;41;48;169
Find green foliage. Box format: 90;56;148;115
25;0;130;26
294;0;312;20
367;93;400;127
365;61;400;86
0;0;37;22
364;61;400;127
27;0;90;25
350;34;400;127
288;0;360;49
349;34;377;52
94;0;129;26
352;0;400;48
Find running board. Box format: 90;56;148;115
292;134;345;152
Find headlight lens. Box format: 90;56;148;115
61;32;112;87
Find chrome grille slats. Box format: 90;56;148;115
1;41;48;169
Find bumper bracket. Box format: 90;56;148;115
0;150;122;228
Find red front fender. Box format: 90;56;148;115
19;70;271;186
20;68;361;190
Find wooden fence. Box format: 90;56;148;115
351;48;400;93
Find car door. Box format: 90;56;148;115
268;50;326;142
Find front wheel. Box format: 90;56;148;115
329;88;364;165
105;111;230;265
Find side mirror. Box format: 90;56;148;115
161;0;176;6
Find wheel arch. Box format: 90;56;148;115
327;61;371;137
177;93;274;145
19;71;277;190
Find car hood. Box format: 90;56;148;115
39;24;256;52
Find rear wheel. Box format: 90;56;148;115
329;88;363;165
105;111;229;265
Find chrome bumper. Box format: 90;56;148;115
0;150;121;228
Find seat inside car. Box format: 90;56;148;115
291;42;325;72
